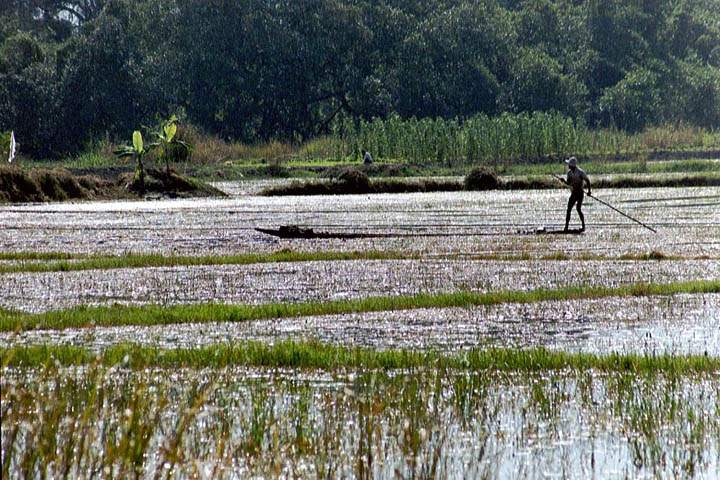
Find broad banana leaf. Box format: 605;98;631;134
132;131;143;153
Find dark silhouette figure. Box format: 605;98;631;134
362;150;374;165
562;157;591;231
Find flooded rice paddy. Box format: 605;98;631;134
1;187;719;257
2;366;719;478
1;258;718;314
2;183;719;478
3;294;718;356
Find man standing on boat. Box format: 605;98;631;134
562;156;591;232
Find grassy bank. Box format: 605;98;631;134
24;119;720;182
45;155;718;182
0;252;77;261
500;158;720;176
2;279;718;332
3;341;719;372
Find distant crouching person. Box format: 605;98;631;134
362;150;374;165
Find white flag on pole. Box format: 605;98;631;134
8;131;16;163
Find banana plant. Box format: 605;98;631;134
114;130;148;193
151;115;191;175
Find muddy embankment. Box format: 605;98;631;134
0;165;226;203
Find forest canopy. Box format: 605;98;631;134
1;0;719;158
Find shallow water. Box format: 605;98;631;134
3;367;718;479
3;294;718;356
1;259;718;313
1;187;718;257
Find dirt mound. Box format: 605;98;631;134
0;165;114;202
334;167;371;193
119;168;226;198
464;167;499;190
0;165;44;202
1;165;224;203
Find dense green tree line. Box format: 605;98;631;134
1;0;719;158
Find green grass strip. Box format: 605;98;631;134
1;279;718;332
0;252;78;261
0;250;415;275
2;250;714;274
1;341;718;373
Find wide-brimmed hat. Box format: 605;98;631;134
565;156;577;167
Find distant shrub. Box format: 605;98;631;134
335;167;370;193
180;124;238;164
0;132;11;160
464;167;499;190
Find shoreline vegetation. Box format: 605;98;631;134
32;150;720;182
261;171;720;196
3;120;719;202
2;279;718;332
2;341;719;372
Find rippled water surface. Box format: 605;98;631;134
2;183;719;478
2;258;719;313
1;187;718;257
3;294;717;356
3;367;718;479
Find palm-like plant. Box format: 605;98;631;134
151;116;191;175
114;131;148;193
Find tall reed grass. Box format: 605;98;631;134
333;113;720;166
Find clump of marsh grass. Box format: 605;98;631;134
3;342;719;373
2;360;718;478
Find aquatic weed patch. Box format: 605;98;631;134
2;361;719;478
1;279;718;332
3;341;720;372
2;250;713;275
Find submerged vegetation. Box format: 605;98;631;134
2;279;718;332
